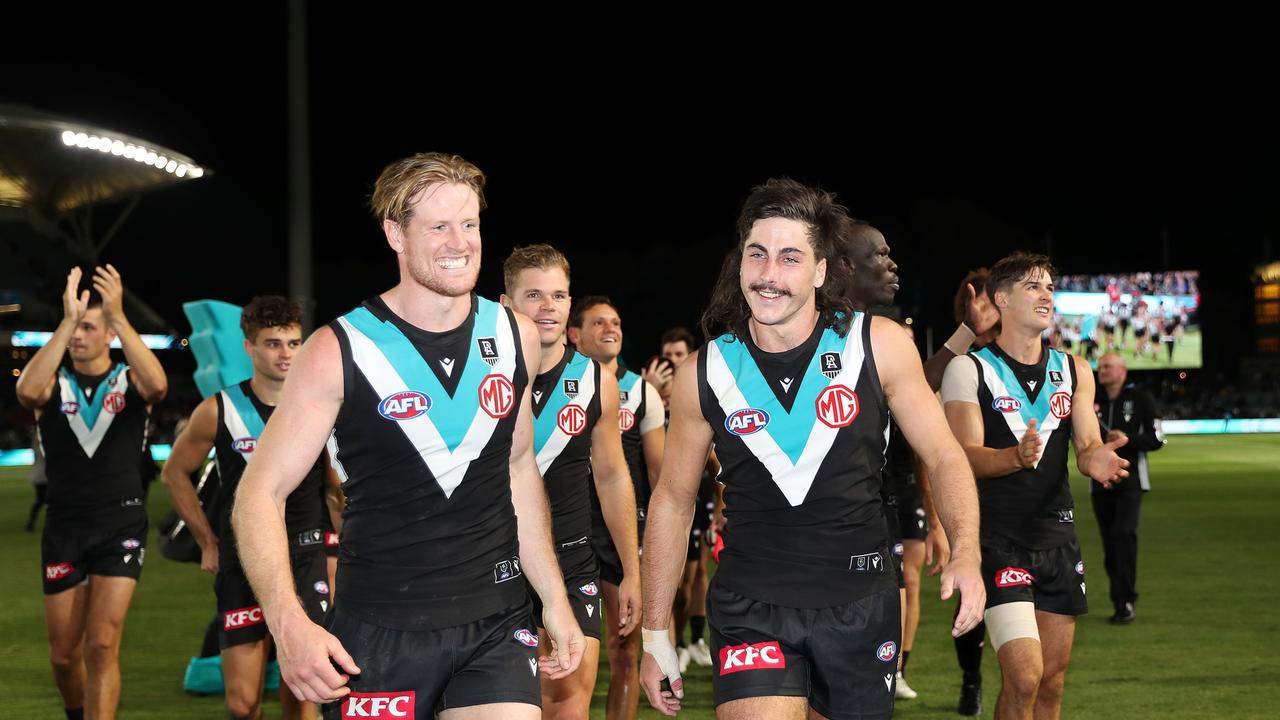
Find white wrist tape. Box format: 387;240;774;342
642;628;683;683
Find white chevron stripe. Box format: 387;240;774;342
336;313;516;499
59;369;129;458
220;390;257;463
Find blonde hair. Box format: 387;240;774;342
370;152;486;228
503;244;571;296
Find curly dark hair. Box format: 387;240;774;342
240;295;303;341
700;178;855;342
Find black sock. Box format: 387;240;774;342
954;620;985;677
65;709;84;720
690;616;706;643
900;649;911;674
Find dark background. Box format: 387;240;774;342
5;8;1276;385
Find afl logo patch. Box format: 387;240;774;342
992;396;1021;413
1050;391;1072;419
725;408;770;436
877;641;898;663
314;580;329;595
1075;561;1085;575
378;391;431;421
514;628;539;647
122;538;141;550
232;437;257;453
580;582;599;597
60;401;80;415
104;392;127;414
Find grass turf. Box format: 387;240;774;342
2;433;1277;718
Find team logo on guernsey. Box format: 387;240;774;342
815;385;859;428
232;437;257;453
619;408;636;431
720;641;786;675
122;538;141;550
619;390;630;403
877;641;898;663
104;391;127;414
580;582;599;597
563;378;580;399
1050;391;1072;419
59;401;79;415
557;404;588;435
45;562;75;581
514;628;539;646
996;567;1034;587
725;408;770;436
479;374;516;418
1049;370;1064;386
477;337;500;366
992;396;1022;413
342;692;415;718
378;391;431;420
820;351;843;379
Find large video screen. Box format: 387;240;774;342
1052;271;1201;370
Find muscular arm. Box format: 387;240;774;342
941;356;1032;478
873;317;984;635
590;370;641;634
160;397;219;571
232;328;358;702
15;321;71;410
506;315;580;676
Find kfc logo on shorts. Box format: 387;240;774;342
45;562;75;581
557;404;588;436
579;582;599;597
816;385;859;428
877;641;898;663
103;392;127;414
996;567;1035;587
122;538;141;550
478;374;515;418
619;408;636;432
223;605;265;631
992;396;1022;413
378;391;431;421
342;692;415;718
325;531;339;547
314;580;329;595
231;437;257;454
60;401;80;415
1050;391;1072;419
1075;561;1085;575
513;628;539;647
719;641;786;675
725;408;770;436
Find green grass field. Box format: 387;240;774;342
3;435;1278;718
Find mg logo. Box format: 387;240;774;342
618;408;635;432
816;385;859;428
378;391;431;421
478;374;515;418
104;392;127;414
725;408;770;436
558;404;588;436
1050;391;1072;419
992;396;1021;413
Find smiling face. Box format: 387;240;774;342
385;182;482;298
994;266;1055;333
738;217;828;331
503;266;571;348
572;302;623;363
244;324;303;383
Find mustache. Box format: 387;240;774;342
749;283;791;297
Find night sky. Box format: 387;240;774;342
6;8;1277;384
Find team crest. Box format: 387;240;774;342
477;337;500;367
1048;370;1064;386
563;379;579;399
819;351;843;379
619;390;630;403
